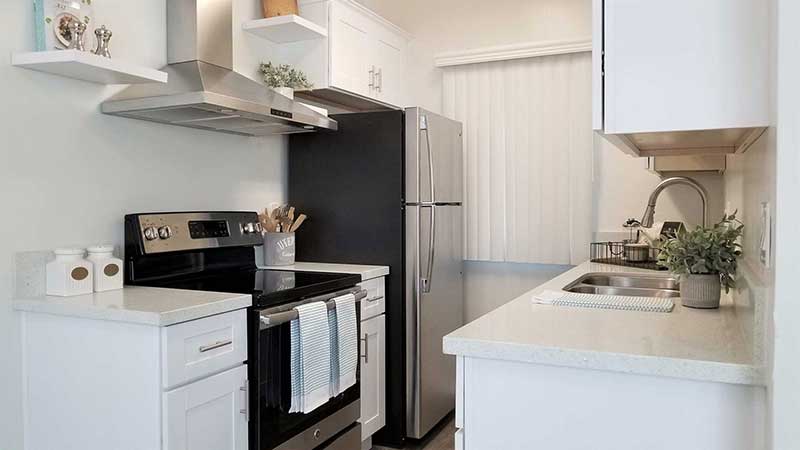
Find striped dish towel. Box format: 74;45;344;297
289;301;332;414
328;294;358;396
532;290;674;313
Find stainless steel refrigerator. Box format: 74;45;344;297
289;107;464;447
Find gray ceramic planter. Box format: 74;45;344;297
680;274;721;309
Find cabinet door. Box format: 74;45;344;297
372;34;406;107
359;314;386;440
164;364;248;450
330;1;372;98
603;0;768;134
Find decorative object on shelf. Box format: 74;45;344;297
92;25;112;58
259;61;313;99
657;212;744;309
85;245;123;292
262;0;299;18
66;20;87;51
46;248;93;297
34;0;94;51
259;205;307;266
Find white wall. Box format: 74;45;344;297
0;1;287;449
594;138;726;238
772;0;800;447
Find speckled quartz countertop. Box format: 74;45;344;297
259;262;390;281
444;262;765;386
13;287;251;326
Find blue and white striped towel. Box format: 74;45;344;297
328;294;358;396
289;301;331;414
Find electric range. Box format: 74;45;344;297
124;211;365;450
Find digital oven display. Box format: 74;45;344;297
188;220;230;239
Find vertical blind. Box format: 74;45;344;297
443;52;593;265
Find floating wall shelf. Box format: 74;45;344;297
11;50;168;85
243;15;328;43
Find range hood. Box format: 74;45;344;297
102;0;336;136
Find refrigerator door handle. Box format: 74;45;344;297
420;205;436;293
419;115;436;293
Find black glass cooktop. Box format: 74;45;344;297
141;269;361;307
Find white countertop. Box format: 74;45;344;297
444;262;764;386
13;287;251;326
259;262;389;281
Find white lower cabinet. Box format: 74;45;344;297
20;308;249;450
359;313;386;441
164;364;249;450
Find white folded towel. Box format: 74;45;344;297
328;293;358;396
532;290;674;313
289;301;332;414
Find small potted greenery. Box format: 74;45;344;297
258;62;313;99
657;213;744;309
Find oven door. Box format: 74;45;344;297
249;289;364;450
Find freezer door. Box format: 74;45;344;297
405;204;464;439
405;108;464;204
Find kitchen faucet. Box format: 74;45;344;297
640;176;708;228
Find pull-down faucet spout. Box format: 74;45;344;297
640;176;708;228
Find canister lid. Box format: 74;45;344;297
54;248;85;256
87;245;115;254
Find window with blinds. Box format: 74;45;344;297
443;52;594;265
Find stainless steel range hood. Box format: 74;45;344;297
102;0;336;136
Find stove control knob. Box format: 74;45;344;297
143;227;158;241
158;226;173;240
243;222;257;234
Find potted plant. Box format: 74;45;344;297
258;62;313;99
657;213;744;309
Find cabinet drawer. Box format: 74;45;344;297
162;309;247;389
359;277;385;320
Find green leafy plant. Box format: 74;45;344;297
657;212;744;292
258;62;313;90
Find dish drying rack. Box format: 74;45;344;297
589;242;666;271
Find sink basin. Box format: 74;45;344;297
564;273;680;298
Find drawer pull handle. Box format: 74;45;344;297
199;339;233;353
366;296;384;303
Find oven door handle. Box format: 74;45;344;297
259;288;366;330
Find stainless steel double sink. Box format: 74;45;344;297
564;273;680;298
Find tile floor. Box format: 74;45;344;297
374;417;455;450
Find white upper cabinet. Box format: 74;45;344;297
593;0;769;156
329;1;373;98
275;0;410;110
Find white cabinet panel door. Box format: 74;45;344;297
164;364;248;450
373;35;405;107
603;0;768;134
359;314;386;440
330;1;371;98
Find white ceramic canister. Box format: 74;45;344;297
86;245;123;292
46;248;93;296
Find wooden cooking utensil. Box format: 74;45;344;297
290;214;307;232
